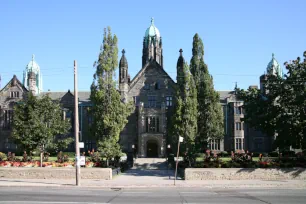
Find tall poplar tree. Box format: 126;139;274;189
170;61;198;155
90;27;133;165
190;34;224;150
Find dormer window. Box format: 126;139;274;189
10;91;19;98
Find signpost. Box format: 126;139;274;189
174;136;183;186
79;156;86;166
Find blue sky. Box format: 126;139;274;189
1;0;305;91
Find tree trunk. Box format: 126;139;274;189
106;159;109;167
40;144;44;167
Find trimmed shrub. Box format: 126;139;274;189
62;152;75;157
194;153;205;158
0;152;6;161
217;151;228;157
252;152;261;157
269;151;279;157
281;150;296;157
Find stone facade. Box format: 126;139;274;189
219;90;273;153
0;75;28;152
0;167;112;180
185;168;306;180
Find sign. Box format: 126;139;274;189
79;142;84;148
79;156;86;165
179;136;184;142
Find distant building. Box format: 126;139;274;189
0;20;282;155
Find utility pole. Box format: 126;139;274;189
174;136;183;186
74;60;80;186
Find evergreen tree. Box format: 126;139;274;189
190;34;224;150
12;93;72;164
90;27;134;166
170;62;197;156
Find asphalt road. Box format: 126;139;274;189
0;187;305;204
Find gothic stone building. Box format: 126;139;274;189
0;19;280;156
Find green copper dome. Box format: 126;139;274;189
267;53;283;78
23;54;43;95
145;17;160;39
26;54;40;73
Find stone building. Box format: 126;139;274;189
0;19;281;155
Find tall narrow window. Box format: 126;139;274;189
146;117;149;132
3;110;13;129
235;122;242;130
148;96;156;107
133;96;139;106
166;96;172;107
155;81;161;90
145;116;159;133
235;138;242;150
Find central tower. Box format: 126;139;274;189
142;18;163;68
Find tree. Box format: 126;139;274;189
12;93;72;165
169;62;197;156
90;27;134;166
190;33;224;150
237;51;306;150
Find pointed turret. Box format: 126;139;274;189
176;49;185;86
119;49;129;101
119;49;128;83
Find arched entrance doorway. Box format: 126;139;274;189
146;140;158;158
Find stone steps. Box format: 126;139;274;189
132;158;169;170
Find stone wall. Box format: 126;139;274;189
0;168;112;180
185;168;306;180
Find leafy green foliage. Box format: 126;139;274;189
237;51;306;150
190;33;224;149
90;27;134;165
170;63;198;154
12;93;72;152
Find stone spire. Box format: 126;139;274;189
176;49;185;85
119;49;129;101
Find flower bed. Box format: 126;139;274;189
0;161;111;168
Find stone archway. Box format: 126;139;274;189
146;140;159;158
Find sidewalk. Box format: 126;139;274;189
0;178;305;189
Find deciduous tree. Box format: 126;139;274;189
90;27;134;166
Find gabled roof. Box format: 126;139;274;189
129;60;176;91
0;75;28;94
40;90;90;102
